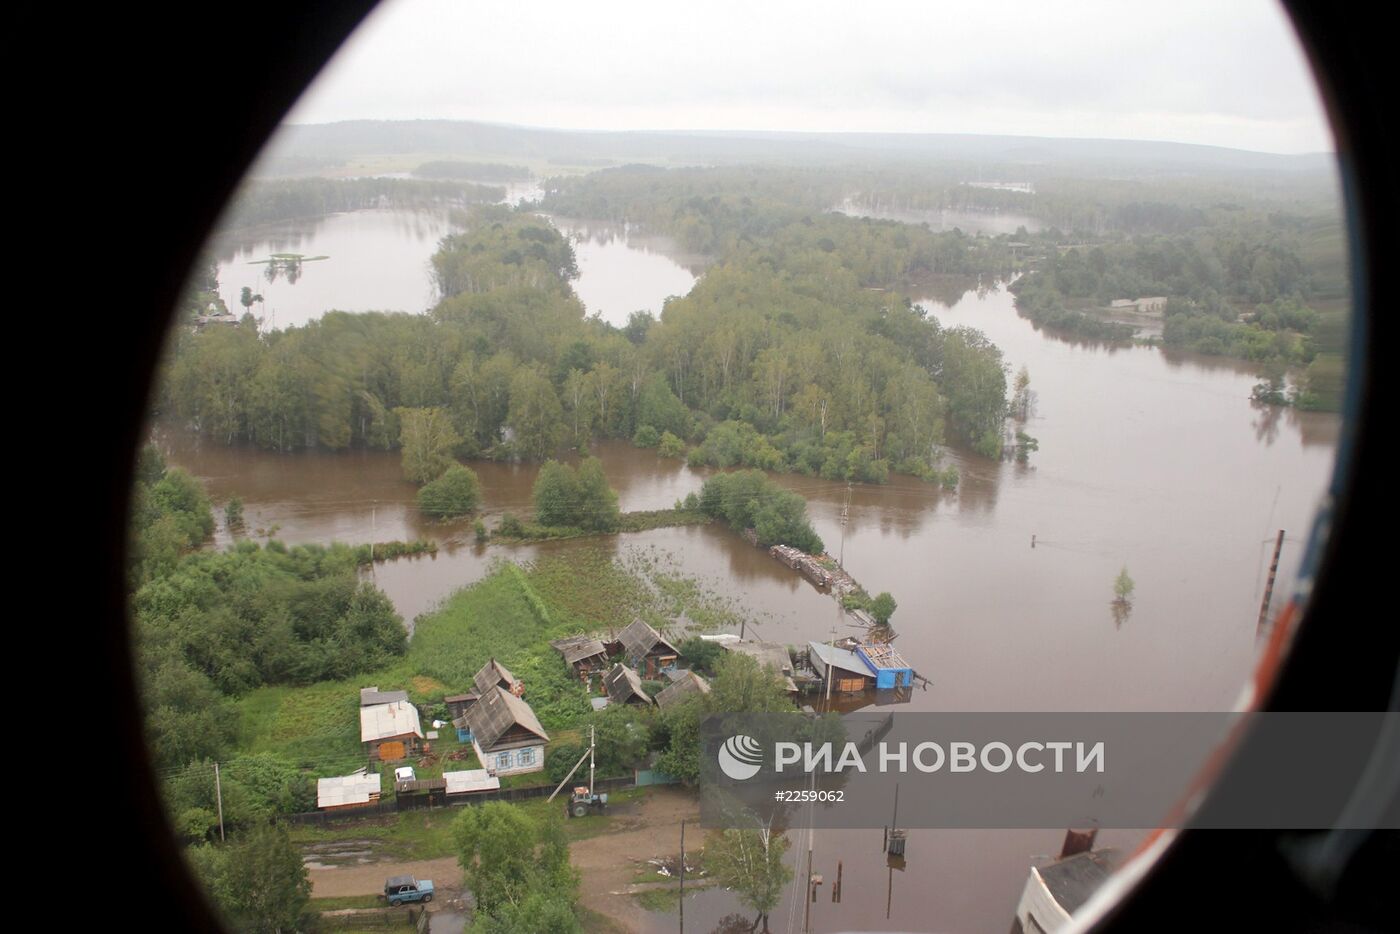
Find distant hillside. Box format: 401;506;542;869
255;118;1336;180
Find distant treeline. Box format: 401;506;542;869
413;160;532;181
218;176;504;229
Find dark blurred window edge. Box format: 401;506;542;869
76;1;1394;929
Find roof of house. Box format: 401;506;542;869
473;659;520;697
316;772;382;808
617;619;680;662
655;670;711;709
723;640;794;674
360;686;410;706
443;769;501;795
360;700;424;743
808;641;873;678
1036;849;1123;915
444;693;479;704
604;663;654;705
550;635;609;667
464;685;549;750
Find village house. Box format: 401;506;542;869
808;641;876;693
463;685;549;776
609;619;681;679
655;669;711;709
604;662;654;706
550;634;610;679
360;697;424;760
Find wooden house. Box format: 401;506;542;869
463;685;549;776
655;670;711;710
473;658;524;698
610;619;681;679
550;635;610;679
360;699;423;760
604;663;654;706
808;641;876;693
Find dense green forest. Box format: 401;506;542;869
163;191;1016;475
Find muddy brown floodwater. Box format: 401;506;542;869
155;264;1341;931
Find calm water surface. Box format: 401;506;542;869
165;224;1340;933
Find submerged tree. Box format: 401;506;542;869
705;822;793;932
1114;566;1135;605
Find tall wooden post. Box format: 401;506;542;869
678;819;685;933
1257;530;1286;631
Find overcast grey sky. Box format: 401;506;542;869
286;0;1333;154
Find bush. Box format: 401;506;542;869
417;465;482;518
633;425;660;448
657;431;687;459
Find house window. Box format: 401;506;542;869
519;748;534;766
498;752;511;771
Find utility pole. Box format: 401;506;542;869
825;625;837;702
369;500;377;578
678;819;685;934
214;761;225;842
589;725;596;797
1257;530;1286;632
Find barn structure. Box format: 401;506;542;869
604;663;654;706
609;620;680;678
360;698;424;760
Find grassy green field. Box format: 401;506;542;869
233;546;750;787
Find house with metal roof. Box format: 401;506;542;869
655;670;711;709
463;685;549;776
473;658;524;698
604;662;654;706
359;699;424;760
610;620;680;678
808;641;876;693
316;771;383;810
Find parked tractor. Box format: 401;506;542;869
566;785;608;818
549;725;608;818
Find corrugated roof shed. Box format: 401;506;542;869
1036;849;1123;915
360;700;424;743
656;670;711;709
465;685;549;750
473;659;521;697
604;663;654;705
617;619;680;663
444;769;502;795
317;772;382;808
360;686;410;706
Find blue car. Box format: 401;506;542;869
384;875;435;906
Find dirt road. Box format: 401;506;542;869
304;787;700;929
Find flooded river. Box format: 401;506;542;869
169;206;1341;932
